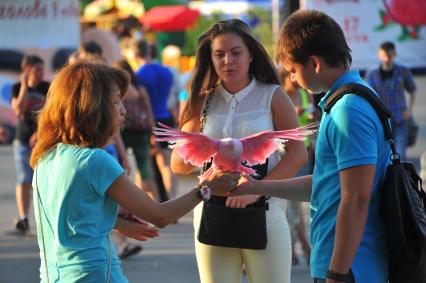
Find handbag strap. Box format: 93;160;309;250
199;90;214;133
35;168;112;283
324;82;400;163
35;168;50;283
200;90;214;173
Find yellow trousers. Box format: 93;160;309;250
194;213;292;283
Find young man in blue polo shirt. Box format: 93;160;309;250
232;10;390;283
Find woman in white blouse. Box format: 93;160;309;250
171;19;307;283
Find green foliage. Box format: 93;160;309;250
248;7;274;59
182;13;224;56
182;8;274;58
80;0;93;13
141;0;180;11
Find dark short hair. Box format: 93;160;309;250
80;41;103;56
150;44;158;60
133;39;150;59
112;59;138;87
380;41;396;52
276;10;352;69
21;54;43;70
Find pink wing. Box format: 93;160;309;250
240;123;317;166
153;122;219;167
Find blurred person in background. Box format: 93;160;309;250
366;41;417;161
113;59;158;200
67;51;80;65
279;67;313;266
77;41;104;63
133;39;178;200
162;44;184;124
147;43;176;203
11;54;49;234
0;125;15;144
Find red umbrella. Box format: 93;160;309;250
139;5;200;32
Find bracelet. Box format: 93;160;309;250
326;269;349;282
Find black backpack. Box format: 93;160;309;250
325;83;426;283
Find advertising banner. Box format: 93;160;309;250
301;0;426;70
0;0;80;49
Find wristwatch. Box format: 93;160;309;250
326;269;350;282
198;185;211;201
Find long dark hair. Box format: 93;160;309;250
180;19;280;128
113;59;138;87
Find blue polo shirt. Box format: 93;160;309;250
135;63;173;120
310;70;389;282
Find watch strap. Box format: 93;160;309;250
198;185;211;201
326;269;350;282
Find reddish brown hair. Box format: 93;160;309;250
30;63;129;167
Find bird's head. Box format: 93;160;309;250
218;138;243;159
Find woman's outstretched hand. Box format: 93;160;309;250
115;216;160;242
200;170;241;196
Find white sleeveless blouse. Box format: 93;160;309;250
193;79;287;230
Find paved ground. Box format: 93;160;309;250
0;76;425;283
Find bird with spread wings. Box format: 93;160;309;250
153;122;317;182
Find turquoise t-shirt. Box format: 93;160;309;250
33;143;127;282
310;70;390;282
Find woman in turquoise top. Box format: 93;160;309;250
30;63;239;283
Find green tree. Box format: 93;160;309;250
182;8;274;58
248;8;274;59
141;0;180;11
182;13;224;56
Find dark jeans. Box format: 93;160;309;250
313;269;355;283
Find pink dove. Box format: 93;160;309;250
153;122;317;182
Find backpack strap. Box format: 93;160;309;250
324;82;399;161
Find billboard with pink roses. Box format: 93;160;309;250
301;0;426;70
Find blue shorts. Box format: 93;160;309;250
13;140;33;185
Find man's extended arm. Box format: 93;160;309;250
232;174;312;202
